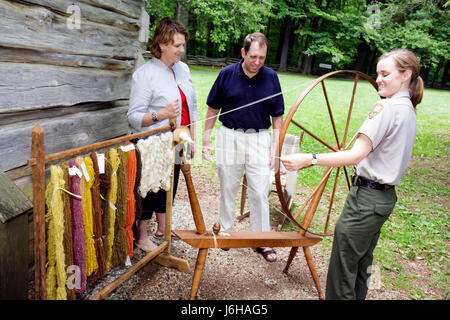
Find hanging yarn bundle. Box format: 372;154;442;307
104;149;120;270
81;156;98;276
60;162;75;300
45;165;67;300
125;143;137;258
88;152;106;281
132;147;142;241
111;148;128;266
69;159;87;293
137;131;174;197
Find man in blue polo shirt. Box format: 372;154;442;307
202;32;284;262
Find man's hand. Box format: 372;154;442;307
202;142;213;161
269;145;277;171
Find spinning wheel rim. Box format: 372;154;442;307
275;70;378;236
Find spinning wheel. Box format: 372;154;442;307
275;70;378;236
173;70;378;301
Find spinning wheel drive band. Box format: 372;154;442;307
275;70;378;237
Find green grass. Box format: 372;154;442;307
189;65;450;299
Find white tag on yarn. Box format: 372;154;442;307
69;166;82;178
121;144;135;152
125;256;132;267
109;201;116;211
80;161;90;182
97;153;105;174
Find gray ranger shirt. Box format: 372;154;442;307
356;91;416;185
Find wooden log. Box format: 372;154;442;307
0;105;130;172
0;62;131;113
21;0;141;31
77;0;144;19
0;47;134;71
0;101;123;127
0;0;140;59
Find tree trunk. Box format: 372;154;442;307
354;41;371;72
432;56;444;88
297;36;306;72
176;1;189;61
440;60;449;89
302;0;323;75
278;17;292;72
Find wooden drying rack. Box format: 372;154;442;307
28;119;189;300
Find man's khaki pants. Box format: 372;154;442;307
215;126;271;232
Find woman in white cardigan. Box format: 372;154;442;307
128;17;198;252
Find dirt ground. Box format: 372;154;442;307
80;165;429;301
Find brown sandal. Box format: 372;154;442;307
255;247;277;262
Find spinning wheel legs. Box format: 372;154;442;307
284;246;324;300
190;248;208;300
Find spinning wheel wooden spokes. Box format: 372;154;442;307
275;70;378;236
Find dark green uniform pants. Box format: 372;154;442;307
325;186;397;300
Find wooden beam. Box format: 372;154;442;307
172;230;322;249
89;241;169;300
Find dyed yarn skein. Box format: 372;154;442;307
125;143;137;258
69;159;87;293
60;162;75;300
88;152;106;281
82;157;98;276
112;148;128;266
45;165;67;300
105;149;120;270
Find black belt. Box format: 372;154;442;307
223;125;265;133
351;175;394;191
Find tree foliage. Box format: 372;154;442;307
147;0;449;88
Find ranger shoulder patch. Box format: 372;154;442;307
368;103;384;119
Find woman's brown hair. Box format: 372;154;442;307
149;17;190;59
379;49;424;109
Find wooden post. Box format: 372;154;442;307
180;164;206;235
30;124;46;300
164;117;177;255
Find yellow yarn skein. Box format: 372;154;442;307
83;156;98;276
105;149;120;270
45;165;67;300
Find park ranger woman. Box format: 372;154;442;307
281;49;424;300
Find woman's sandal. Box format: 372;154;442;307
135;239;157;253
255;247;277;262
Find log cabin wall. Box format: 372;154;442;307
0;0;149;188
0;0;149;267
